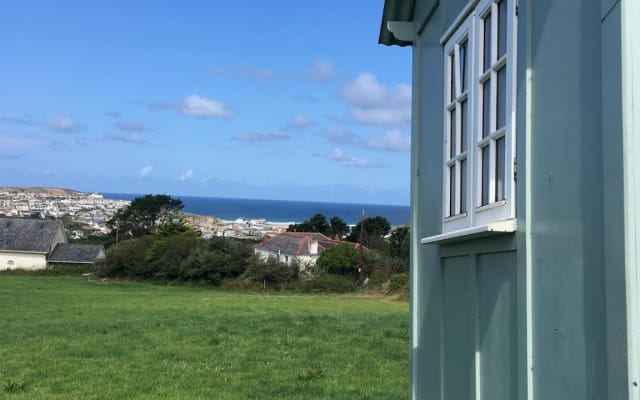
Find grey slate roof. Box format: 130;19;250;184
256;232;346;257
49;243;106;264
0;217;65;253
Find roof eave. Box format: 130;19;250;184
379;0;416;47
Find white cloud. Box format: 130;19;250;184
327;147;383;168
325;128;357;144
287;115;313;129
180;95;231;118
337;73;411;128
231;130;290;142
47;116;85;133
177;169;194;181
364;130;411;152
115;121;152;132
103;133;146;144
304;59;334;82
140;165;153;177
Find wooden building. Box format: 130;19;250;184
379;0;639;399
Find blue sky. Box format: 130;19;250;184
0;1;411;205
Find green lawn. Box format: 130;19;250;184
0;276;408;399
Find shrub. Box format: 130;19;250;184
179;237;255;285
302;274;356;293
96;236;155;278
387;273;409;294
244;256;297;289
316;243;359;278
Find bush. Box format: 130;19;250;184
179;237;255;285
96;236;155;278
316;243;359;278
302;274;356;293
244;256;297;289
387;273;409;294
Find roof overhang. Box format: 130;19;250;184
379;0;416;47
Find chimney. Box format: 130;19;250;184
308;240;318;255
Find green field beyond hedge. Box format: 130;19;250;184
0;276;408;399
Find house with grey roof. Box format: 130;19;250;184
48;243;105;264
0;217;105;270
255;232;357;269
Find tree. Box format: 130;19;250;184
327;216;349;239
388;226;410;261
347;216;391;244
107;194;183;237
316;243;359;278
287;213;329;233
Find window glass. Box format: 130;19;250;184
496;137;506;201
450;165;456;216
482;80;491;138
450;110;457;157
460;159;467;213
497;66;507;129
461;99;467;151
450;53;456;102
483;13;492;71
460;40;467;92
482;146;490;206
498;0;507;58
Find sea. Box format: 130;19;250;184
102;193;410;226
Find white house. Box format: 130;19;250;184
0;217;105;270
0;217;66;270
255;232;351;268
380;0;640;399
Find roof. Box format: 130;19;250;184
48;243;106;264
0;217;65;253
379;0;415;47
256;232;348;257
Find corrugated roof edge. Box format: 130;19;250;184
379;0;415;46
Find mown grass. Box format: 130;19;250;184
0;276;408;399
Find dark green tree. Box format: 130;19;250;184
347;216;392;244
287;213;329;233
327;216;349;239
107;194;184;237
388;226;410;261
316;243;359;278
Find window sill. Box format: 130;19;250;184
421;219;516;245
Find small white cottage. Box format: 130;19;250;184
0;217;105;270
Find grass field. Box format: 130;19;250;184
0;276;408;399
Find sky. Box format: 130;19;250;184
0;1;412;205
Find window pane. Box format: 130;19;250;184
497;66;506;129
461;99;467;151
450;109;457;158
460;159;467;213
496;137;506;201
482;80;491;138
483;13;492;71
482;146;490;206
460;40;467;92
449;165;456;216
450;54;456;102
498;0;507;58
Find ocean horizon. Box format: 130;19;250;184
102;193;410;226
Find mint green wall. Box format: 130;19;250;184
405;0;632;399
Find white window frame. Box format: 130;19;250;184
441;0;517;234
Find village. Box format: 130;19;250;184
0;187;287;240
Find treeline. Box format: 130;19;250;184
93;194;409;294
